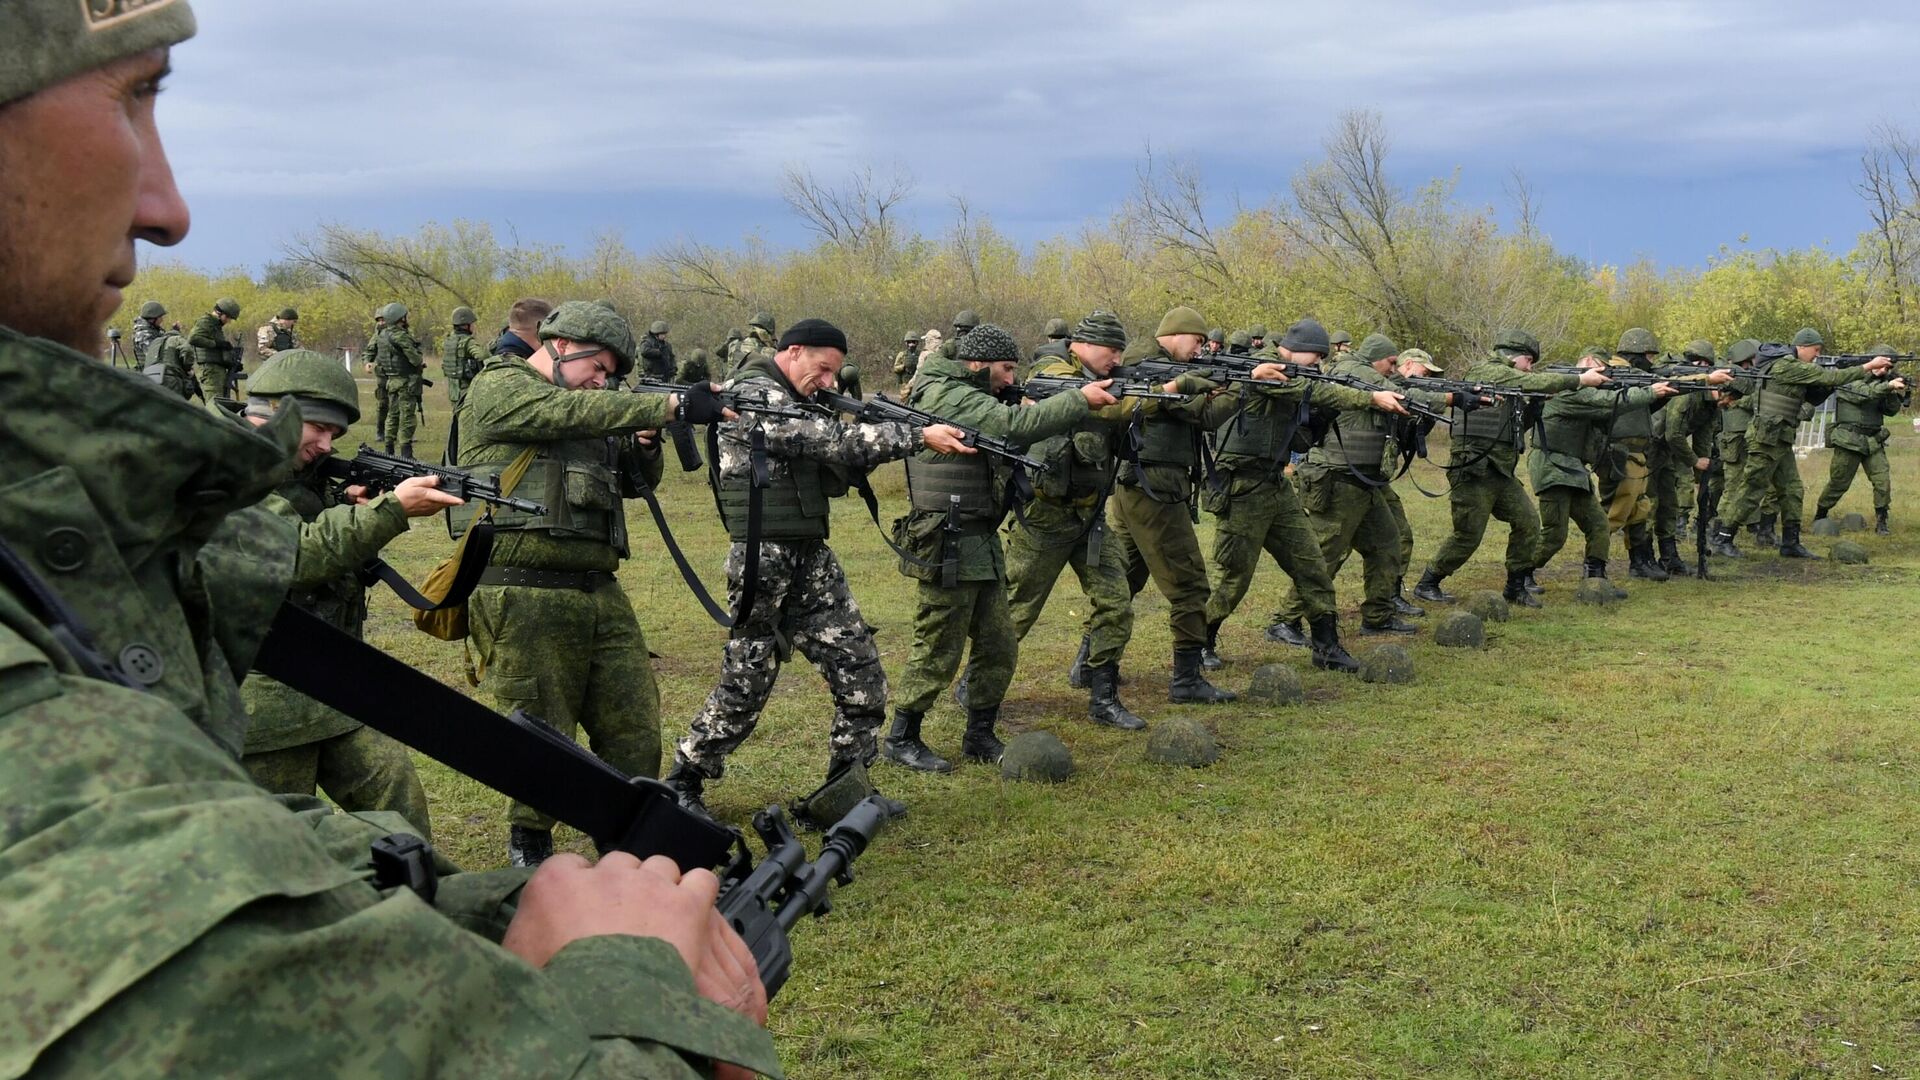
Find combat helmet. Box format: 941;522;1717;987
1043;317;1070;339
138;300;166;320
248;349;361;428
1616;327;1658;356
213;297;241;319
380;302;409;324
952;309;981;331
749;311;775;332
450;306;477;327
649;320;669;335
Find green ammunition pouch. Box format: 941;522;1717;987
718;453;832;541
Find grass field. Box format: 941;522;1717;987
353;386;1920;1078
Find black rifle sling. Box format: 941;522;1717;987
362;520;495;612
254;604;737;871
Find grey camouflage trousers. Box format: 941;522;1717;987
678;539;887;777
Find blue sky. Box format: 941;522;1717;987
153;0;1920;275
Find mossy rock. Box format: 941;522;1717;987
1000;731;1073;783
1244;662;1306;705
1832;540;1870;565
1360;644;1415;685
1839;512;1869;533
1433;611;1486;648
1575;578;1622;606
1809;518;1841;537
1462;589;1511;623
1143;716;1220;768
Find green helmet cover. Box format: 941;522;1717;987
213;297;241;318
1616;327;1658;355
450;306;477;326
248;349;360;427
138;300;166;320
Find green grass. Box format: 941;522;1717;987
356;387;1920;1078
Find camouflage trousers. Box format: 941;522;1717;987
898;579;1016;714
1001;500;1133;669
1274;468;1398;628
194;362;228;403
381;374;417;447
1647;451;1685;542
1109;484;1211;650
679;540;885;778
1817;444;1892;513
445;375;467;412
1200;472;1336;631
243;724;433;842
1389;486;1414;570
471;578;661;830
1720;435;1803;528
1426;469;1540;577
1534;479;1610;567
372;376;390;435
1597;447;1651;549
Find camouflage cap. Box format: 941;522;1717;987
540;299;637;374
1155;306;1208;339
956;323;1021;363
1354;332;1398;363
1043;317;1070;339
138;300;167;320
1279;318;1332;356
1494;328;1541;357
1724;338;1760;365
649;320;669;335
1616;327;1658;355
213;298;241;319
1248;323;1269;340
246;349;360;429
1070;310;1128;350
1683;339;1716;362
952;309;981;330
1397;347;1435;368
1;0;197;105
1791;327;1824;347
450;306;477;326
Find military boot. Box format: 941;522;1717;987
1503;569;1543;608
383;440;396;455
663;755;710;817
1813;505;1829;521
1657;536;1692;577
1708;523;1744;558
960;706;1005;763
1309;614;1362;673
1412;569;1456;604
1676;507;1691;533
1264;618;1308;647
1628;539;1670;581
824;756;907;819
1067;636;1091;690
1169;648;1236;704
1201;620;1225;670
1391;578;1426;617
881;708;952;773
1088;662;1146;730
507;825;552;869
1584;557;1629;599
1779;519;1819;559
401;441;414;459
1876;508;1891;535
1359;615;1418;636
1754;514;1778;549
1521;571;1545;596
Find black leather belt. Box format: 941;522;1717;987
477;566;614;591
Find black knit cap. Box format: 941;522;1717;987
1280;318;1332;356
777;318;849;353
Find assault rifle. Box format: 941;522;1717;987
815;389;1049;473
1023;374;1183;402
1540;365;1730;392
1815;351;1920;369
628;377;821;471
318;444;548;516
1255;360;1456;424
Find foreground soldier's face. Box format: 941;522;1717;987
0;48;189;352
785;346;846;396
1076;343;1123;375
1164;333;1204;362
1514;354;1537;371
1796;344;1822;361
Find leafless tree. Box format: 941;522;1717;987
656;240;744;302
780;164;915;253
1857;122;1920;321
1125;147;1233;291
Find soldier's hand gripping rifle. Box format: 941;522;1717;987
814;389;1049;473
1254;360;1458;424
1814;351;1920;368
1023;373;1183;402
1397;374;1558;404
317;443;548;516
1540;365;1727;392
629;377;821;471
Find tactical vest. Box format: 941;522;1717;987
715;371;835;541
443;334;463;378
1453;364;1521;445
1753;360;1807;422
1608;396;1654;444
270;325;296;352
906;455;1002;532
1316;404;1389;473
1215;400;1290;464
1721;377;1754;435
451;445;629;556
1835;384;1891;431
374;330;406;378
1536;405;1593;459
279;477;368;634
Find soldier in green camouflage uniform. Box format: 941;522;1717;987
1271;333;1457;635
1708;338;1765;544
254;307;297;360
440;305;487;412
1246;323;1269;353
638;319;676;381
142;317;197;400
1650;341;1724;575
1814;342;1907;534
667;319;966;811
456;301;719;866
1712;328;1894;558
188;296;241;401
1414;329;1610;607
1032;317;1070;371
1383;348;1443;613
234;351;455;838
1109;306;1239;701
1529;347;1664;596
1328;330;1353;362
984;311;1211;733
884;324;1109;766
892;331;922;386
721;311;776;377
374;301;423;455
676;346;712;384
0;7;779;1073
930;309;980;362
